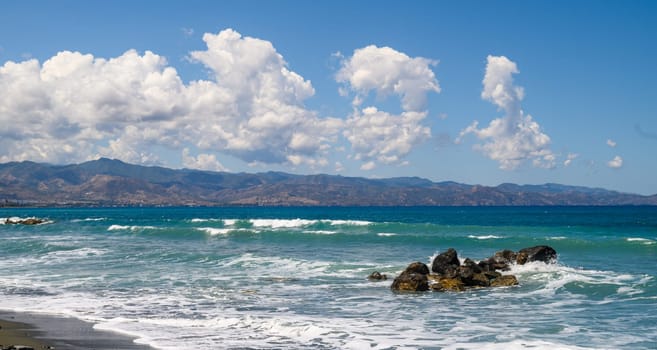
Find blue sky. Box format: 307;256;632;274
1;1;656;194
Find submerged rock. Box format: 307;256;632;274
367;271;388;281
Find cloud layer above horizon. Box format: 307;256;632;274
0;28;574;172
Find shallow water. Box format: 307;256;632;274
1;206;656;349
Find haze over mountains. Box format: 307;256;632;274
0;158;655;207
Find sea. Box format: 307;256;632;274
1;206;656;349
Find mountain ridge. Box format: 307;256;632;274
1;158;655;207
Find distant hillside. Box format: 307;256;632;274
1;158;655;207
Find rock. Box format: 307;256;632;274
4;218;46;225
404;261;430;275
431;248;460;276
518;245;557;264
490;275;519;287
391;262;430;292
391;271;429;292
392;247;555;292
367;271;388;281
515;252;529;265
19;218;44;225
431;277;466;292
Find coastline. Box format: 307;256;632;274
0;311;153;350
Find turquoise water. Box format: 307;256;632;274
1;206;656;349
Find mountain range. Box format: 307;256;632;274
1;158;655;207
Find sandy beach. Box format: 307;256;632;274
0;312;152;350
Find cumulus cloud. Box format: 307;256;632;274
336;45;440;112
458;55;555;170
181;148;226;171
607;155;623;169
606;139;617;147
0;28;341;169
337;46;439;169
344;107;430;170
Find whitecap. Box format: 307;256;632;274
71;217;107;222
377;232;397;237
326;219;372;226
107;225;157;231
467;234;503;240
627;237;655;245
197;227;232;235
306;230;336;235
250;219;316;228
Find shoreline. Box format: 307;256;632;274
0;311;153;350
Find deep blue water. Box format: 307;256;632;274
1;206;656;349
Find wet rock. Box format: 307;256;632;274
392;246;556;293
430;277;466;292
4;218;46;225
518;245;557;264
431;248;460;276
405;261;430;275
490;275;519;287
391;262;430;292
367;271;388;281
391;271;429;292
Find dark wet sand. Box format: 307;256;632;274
0;311;153;350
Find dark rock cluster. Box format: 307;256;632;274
381;245;557;292
3;218;47;225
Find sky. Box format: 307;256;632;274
1;0;656;195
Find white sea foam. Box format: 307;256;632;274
467;234;503;240
107;224;157;231
377;232;397;237
442;339;594;350
250;219;316;228
307;230;336;235
44;247;107;260
196;227;232;235
71;217;107;222
627;237;656;245
218;218;373;229
327;219;372;226
196;227;258;235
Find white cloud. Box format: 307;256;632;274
344;107;430;170
606;139;617;147
458;55;555;170
564;153;578;166
181;148;226;171
0;28;341;168
336;45;440;112
336;45;438;170
607;155;623;168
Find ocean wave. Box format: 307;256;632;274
71;217;107;222
107;224;157;231
377;232;397;237
207;218;374;229
508;261;653;299
626;237;656;245
196;227;259;236
467;234;504;240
